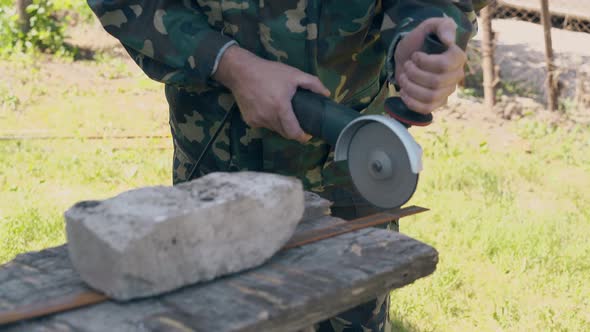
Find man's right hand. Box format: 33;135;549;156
213;46;330;143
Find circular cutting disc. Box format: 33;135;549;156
347;121;419;209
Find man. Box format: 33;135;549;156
88;1;489;331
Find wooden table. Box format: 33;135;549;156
0;211;438;331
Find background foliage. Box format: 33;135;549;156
0;0;92;57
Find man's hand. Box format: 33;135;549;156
394;17;467;115
214;46;330;143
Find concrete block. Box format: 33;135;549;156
65;172;304;301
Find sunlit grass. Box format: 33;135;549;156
391;119;590;331
0;138;172;263
0;55;172;262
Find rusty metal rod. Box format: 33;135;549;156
0;135;171;141
0;292;108;326
283;205;429;250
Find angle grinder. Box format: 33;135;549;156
291;33;449;209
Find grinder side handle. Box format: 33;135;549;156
291;90;360;146
385;33;448;127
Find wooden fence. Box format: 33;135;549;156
479;0;590;111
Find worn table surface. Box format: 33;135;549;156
0;210;438;332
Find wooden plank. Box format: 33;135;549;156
0;219;437;332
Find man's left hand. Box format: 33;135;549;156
394;17;468;115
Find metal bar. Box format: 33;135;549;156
0;135;172;141
282;205;429;250
0;205;428;326
0;292;107;326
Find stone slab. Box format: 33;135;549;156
65;172;305;300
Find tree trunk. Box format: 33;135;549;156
480;4;496;110
540;0;557;111
16;0;33;34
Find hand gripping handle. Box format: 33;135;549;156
385;33;448;127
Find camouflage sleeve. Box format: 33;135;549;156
87;0;236;87
381;0;491;83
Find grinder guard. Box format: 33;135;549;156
334;115;423;172
334;115;423;209
291;91;423;209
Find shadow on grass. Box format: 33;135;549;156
390;317;423;332
72;46;97;61
66;43;126;61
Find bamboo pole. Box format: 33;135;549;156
540;0;557;111
16;0;32;33
480;4;496;110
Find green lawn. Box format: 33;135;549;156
392;120;590;331
1;54;589;331
0;55;173;261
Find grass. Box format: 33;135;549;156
0;53;172;262
1;50;589;331
0;137;172;262
391;119;590;331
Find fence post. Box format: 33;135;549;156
540;0;557;111
16;0;32;34
480;4;496;110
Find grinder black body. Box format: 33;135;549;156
289;33;450;209
291;33;448;140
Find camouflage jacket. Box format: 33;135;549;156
89;0;489;201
